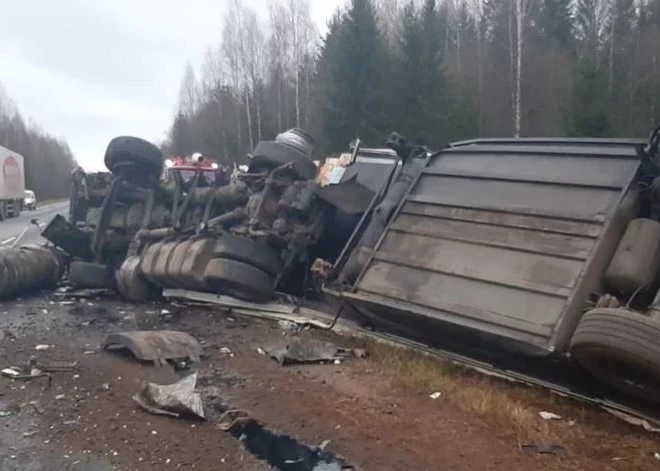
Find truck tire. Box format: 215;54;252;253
252;141;317;180
69;261;117;289
0;202;6;221
570;307;660;402
213;235;282;276
204;259;274;302
104;136;164;178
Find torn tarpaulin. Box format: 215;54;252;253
265;337;367;366
133;373;205;420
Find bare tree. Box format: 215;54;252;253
200;46;229;161
270;0;316;128
512;0;534;137
374;0;404;49
177;62;198;117
269;0;291;130
222;0;246;152
244;11;268;143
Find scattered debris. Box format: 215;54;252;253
605;408;660;433
35;344;52;351
654;452;660;460
33;359;79;372
2;367;21;378
133;373;205;420
351;348;368;359
55;288;114;299
217;409;251;431
265;337;368;366
278;320;300;332
520;444;566;455
429;392;442;399
2;366;50;382
539;411;562;420
318;439;331;452
22;431;37;437
0;411;11;417
219;347;233;355
55;394;65;400
30;401;44;414
102;330;203;366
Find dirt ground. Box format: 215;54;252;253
1;291;660;470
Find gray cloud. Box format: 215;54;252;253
0;0;343;170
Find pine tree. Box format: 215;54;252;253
394;0;449;148
569;60;611;137
316;0;391;152
540;0;573;47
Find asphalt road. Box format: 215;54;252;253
0;200;69;247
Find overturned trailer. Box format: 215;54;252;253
38;121;660;421
328;129;660;408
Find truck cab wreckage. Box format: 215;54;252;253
9;124;660;428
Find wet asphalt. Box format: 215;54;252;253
0;200;68;248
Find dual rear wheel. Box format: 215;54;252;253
571;308;660;402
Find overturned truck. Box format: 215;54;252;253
43;129;376;303
38;123;660;418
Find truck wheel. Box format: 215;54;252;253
571;307;660;402
204;259;274;302
213;235;282;276
252;141;317;180
0;202;6;221
69;261;117;289
104;136;164;178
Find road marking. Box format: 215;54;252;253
1;237;16;245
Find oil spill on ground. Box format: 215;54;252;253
211;403;354;471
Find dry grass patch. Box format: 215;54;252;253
365;339;660;464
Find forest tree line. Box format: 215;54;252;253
166;0;660;164
0;84;76;199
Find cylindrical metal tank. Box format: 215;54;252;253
605;218;660;295
0;244;66;299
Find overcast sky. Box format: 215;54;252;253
0;0;343;171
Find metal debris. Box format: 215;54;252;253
102;330;203;366
265;337;367;366
520;444;566;455
35;344;52;351
429;392;442;399
605;408;660;433
133;373;205;420
55;288;115;299
539;411;562;420
2;366;49;381
35;360;79;372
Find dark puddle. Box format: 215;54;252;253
211;403;354;471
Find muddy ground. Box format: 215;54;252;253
1;291;659;471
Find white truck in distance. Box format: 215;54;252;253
0;145;26;220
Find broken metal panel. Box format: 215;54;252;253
344;140;641;353
41;214;92;260
102;331;203;365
